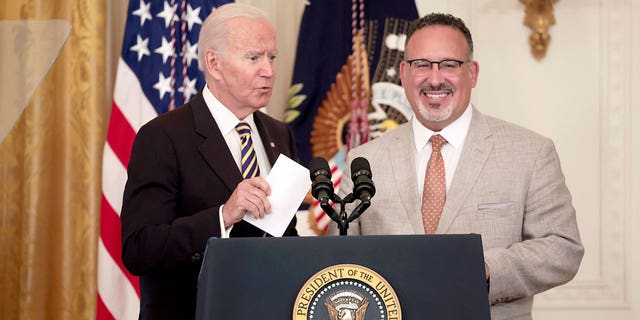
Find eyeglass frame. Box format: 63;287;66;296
404;58;470;75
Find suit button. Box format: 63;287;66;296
192;253;202;262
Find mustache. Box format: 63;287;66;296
420;84;454;93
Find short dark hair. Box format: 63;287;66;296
405;13;474;59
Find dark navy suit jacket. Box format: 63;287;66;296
121;91;298;319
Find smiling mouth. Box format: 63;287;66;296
420;84;454;99
424;92;448;99
421;90;452;102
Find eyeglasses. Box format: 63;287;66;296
405;58;468;76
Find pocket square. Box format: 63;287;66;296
478;202;513;210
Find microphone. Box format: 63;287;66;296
350;157;376;202
309;157;334;205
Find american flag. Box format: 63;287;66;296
97;0;231;318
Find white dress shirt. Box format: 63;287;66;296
412;104;473;198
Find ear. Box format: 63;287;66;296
469;60;479;88
205;48;222;80
399;60;409;86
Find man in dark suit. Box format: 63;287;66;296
121;3;298;319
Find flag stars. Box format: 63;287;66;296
153;73;173;99
129;2;207;102
186;5;203;30
154;37;175;64
185;41;198;66
178;76;198;101
130;35;150;61
132;0;152;27
157;1;177;28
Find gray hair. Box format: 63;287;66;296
197;3;271;70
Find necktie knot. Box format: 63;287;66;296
235;122;251;136
429;134;447;152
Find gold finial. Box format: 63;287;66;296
520;0;558;60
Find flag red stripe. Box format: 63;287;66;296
100;195;141;295
96;293;115;320
106;102;136;168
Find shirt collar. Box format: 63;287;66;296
203;85;256;134
412;104;473;151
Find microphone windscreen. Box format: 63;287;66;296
309;157;330;179
350;157;371;179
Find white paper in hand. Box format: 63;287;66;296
242;154;309;237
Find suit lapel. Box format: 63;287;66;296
191;92;243;192
387;125;424;233
253;112;280;166
438;108;494;233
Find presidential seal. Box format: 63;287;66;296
293;264;401;320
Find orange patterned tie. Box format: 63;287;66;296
422;134;447;234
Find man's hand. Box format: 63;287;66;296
222;177;272;228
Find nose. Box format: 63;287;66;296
259;57;275;78
427;66;445;85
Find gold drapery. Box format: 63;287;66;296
0;1;105;319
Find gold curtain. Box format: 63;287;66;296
0;0;105;319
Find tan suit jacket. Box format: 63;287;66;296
328;107;584;320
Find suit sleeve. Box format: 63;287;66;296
483;139;584;304
121;122;221;276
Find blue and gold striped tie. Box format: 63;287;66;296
235;122;260;179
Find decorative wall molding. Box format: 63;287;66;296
535;0;631;308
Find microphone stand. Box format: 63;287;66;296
320;193;371;236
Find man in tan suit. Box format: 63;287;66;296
328;13;583;320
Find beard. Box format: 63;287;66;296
417;82;454;122
418;101;453;122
